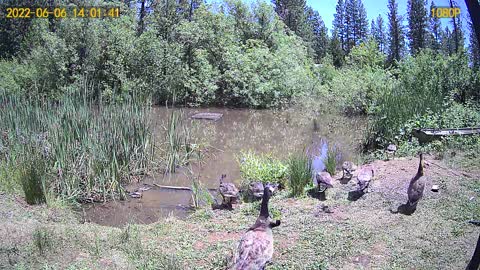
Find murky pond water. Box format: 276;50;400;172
84;107;366;227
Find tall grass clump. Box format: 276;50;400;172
163;110;194;174
18;148;47;205
288;152;312;197
324;146;338;175
0;93;154;202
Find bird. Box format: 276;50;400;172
248;182;264;201
406;153;426;213
342;161;357;181
466;220;480;270
218;174;239;208
356;164;374;193
316;171;334;192
231;183;280;270
386;144;397;160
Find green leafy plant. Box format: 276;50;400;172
324;146;338;176
32;226;53;255
238;150;288;188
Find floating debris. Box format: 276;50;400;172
191;112;223;121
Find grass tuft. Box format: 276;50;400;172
288;152;312;197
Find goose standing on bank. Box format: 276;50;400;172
219;174;239;208
406;153;426;212
231;183;280;270
357;164;374;193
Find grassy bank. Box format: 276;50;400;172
0;156;478;269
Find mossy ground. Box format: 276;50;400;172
0;156;479;270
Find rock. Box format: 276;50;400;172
431;185;439;192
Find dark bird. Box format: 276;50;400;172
248;182;264;201
316;171;334;192
466;233;480;270
218;174;239;208
342;161;357;181
406;153;426;213
231;183;280;270
357;164;374;192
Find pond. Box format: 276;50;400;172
84;107;366;227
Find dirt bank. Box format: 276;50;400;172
0;156;479;269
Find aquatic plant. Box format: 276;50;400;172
0;93;154;202
324;146;338;175
163;109;195;174
288;152;312;197
238;150;288;188
190;176;214;209
18;148;47;205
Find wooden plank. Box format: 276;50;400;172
191;113;223;121
153;183;217;191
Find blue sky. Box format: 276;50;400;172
307;0;469;34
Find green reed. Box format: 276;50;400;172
163;109;194;174
0;94;154;202
288;152;312;197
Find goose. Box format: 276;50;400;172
386;144;397;160
231;183;280;270
342;161;357;181
316;171;334;192
248;182;264;201
406;153;426;212
219;174;239;208
466;221;480;270
356;164;374;192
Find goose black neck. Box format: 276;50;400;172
259;190;270;218
417;153;424;176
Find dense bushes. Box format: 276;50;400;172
0;0;315;108
365;51;478;148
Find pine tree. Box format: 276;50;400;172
333;0;346;51
371;15;387;53
330;30;345;67
428;1;442;52
469;18;480;69
407;0;428;55
305;8;329;62
449;0;464;54
272;0;308;37
442;26;455;55
344;0;368;52
387;0;405;63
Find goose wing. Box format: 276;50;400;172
408;176;425;205
232;229;273;270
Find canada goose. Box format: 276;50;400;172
386;144;397;160
357;164;374;192
406;153;426;212
219;174;239;208
466;233;480;270
342;161;357;181
231;183;280;270
248;182;264;200
316;171;334;192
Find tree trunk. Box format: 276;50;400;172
465;0;480;47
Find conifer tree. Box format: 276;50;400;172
407;0;428;55
387;0;405;63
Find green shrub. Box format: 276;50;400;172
238;150;288;187
288;152;312;197
366;51;475;149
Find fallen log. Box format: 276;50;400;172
153;183;217;191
